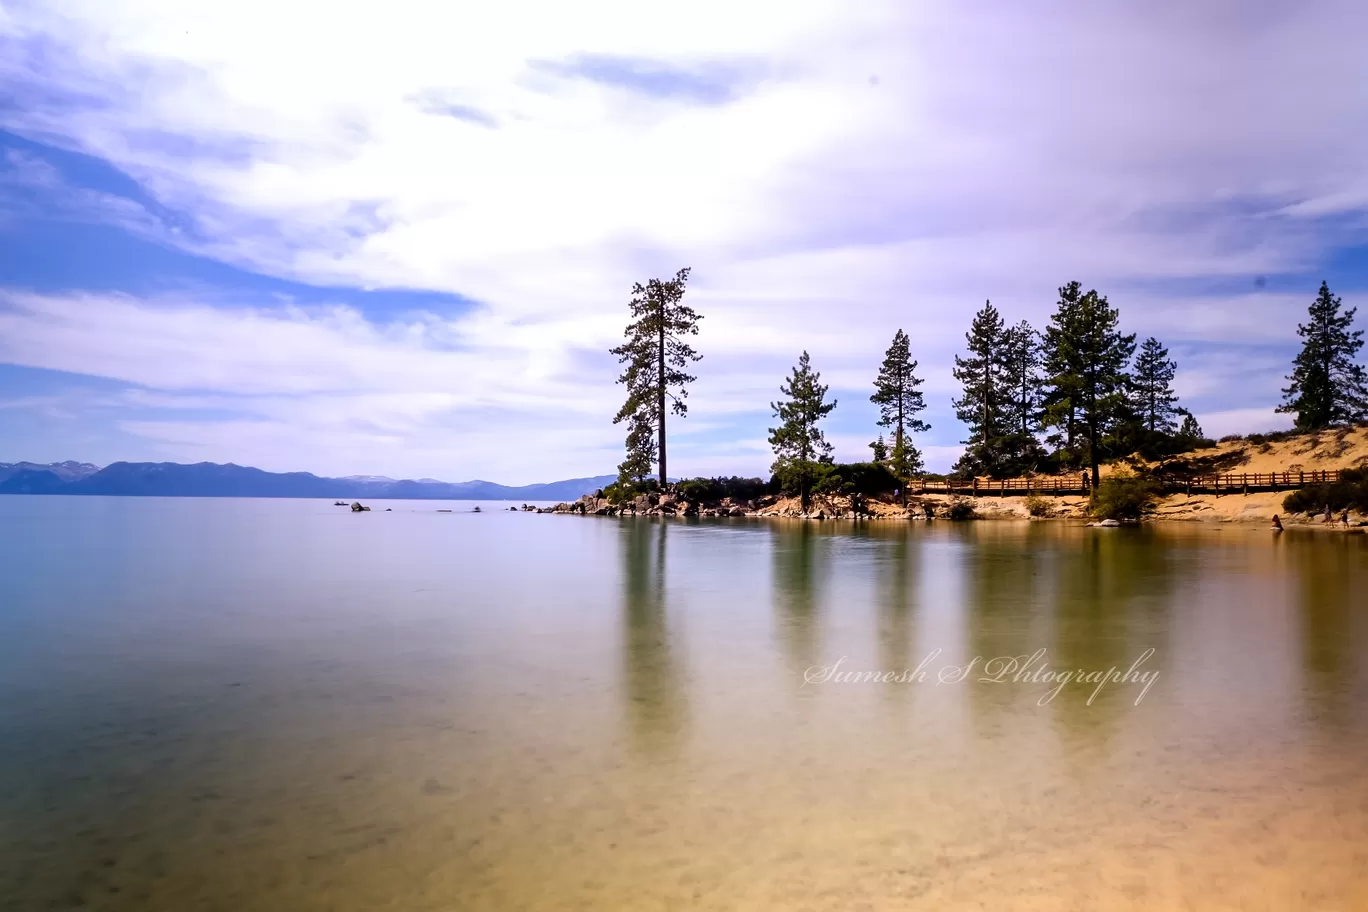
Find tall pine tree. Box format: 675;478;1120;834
997;319;1046;473
1041;281;1085;463
1071;289;1136;488
1002;320;1042;438
769;351;837;512
1277;281;1368;430
610;268;702;486
1131;337;1180;434
951;301;1009;476
870;329;930;497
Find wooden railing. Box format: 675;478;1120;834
908;469;1345;497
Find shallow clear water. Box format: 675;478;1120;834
1;496;1367;911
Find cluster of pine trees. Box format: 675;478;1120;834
609;271;1367;498
945;283;1203;488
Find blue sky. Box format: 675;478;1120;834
2;0;1367;483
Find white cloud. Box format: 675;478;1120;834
1;0;1366;479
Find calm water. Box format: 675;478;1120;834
2;496;1367;911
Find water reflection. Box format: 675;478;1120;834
618;519;688;759
771;522;823;683
959;525;1045;736
1040;529;1174;751
1292;536;1367;729
873;525;918;700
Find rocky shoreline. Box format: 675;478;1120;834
525;490;1368;528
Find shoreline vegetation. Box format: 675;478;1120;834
535;425;1368;530
601;271;1368;527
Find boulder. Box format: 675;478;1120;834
350;502;370;512
728;506;747;517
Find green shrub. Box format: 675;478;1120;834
1089;474;1159;520
602;478;659;505
772;461;898;499
832;462;900;495
676;475;770;503
1282;468;1368;514
813;469;846;495
1023;493;1054;517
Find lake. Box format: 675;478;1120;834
1;496;1366;911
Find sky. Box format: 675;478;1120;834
2;0;1367;484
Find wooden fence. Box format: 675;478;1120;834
908;469;1346;497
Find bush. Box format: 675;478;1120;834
1023;493;1054;517
946;497;976;520
773;461;899;499
832;462;901;495
1282;468;1368;514
1089;474;1159;520
676;475;771;503
601;478;659;504
1219;434;1243;443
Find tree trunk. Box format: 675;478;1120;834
1089;387;1100;490
657;318;667;488
895;422;906;507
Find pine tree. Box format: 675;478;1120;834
1277;281;1368;430
610;267;702;486
1177;410;1204;440
1002;320;1042;438
1131;337;1180;434
1041;281;1085;462
1072;289;1136;488
769;351;837;512
870;329;930;497
951;301;1009;476
869;435;888;462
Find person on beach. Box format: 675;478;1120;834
1342;511;1352;527
1271;514;1283;531
1324;504;1333;523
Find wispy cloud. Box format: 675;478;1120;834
528;53;767;105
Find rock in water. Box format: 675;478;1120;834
350;502;370;512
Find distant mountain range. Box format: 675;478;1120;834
0;461;617;501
